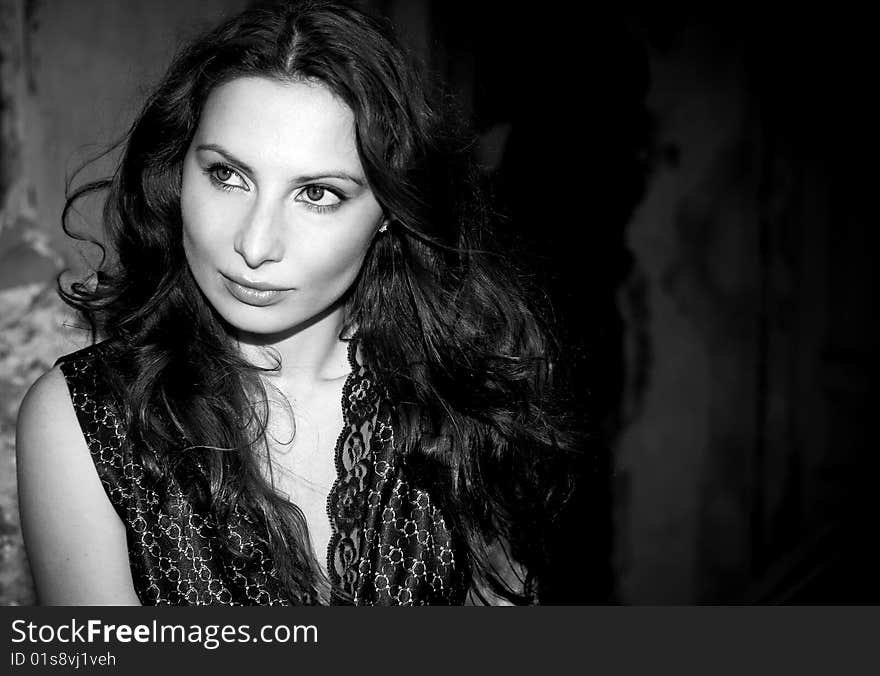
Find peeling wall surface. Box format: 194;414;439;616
616;22;760;603
616;13;876;603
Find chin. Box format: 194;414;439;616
214;293;343;340
229;310;308;337
206;295;293;334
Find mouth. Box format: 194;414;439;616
221;273;292;307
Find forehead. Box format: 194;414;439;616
195;76;360;169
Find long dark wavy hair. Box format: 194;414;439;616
61;0;581;604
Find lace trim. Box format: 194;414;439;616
325;338;382;601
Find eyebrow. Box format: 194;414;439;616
195;143;366;186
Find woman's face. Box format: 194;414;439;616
181;76;384;337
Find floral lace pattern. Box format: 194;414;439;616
57;342;466;605
328;342;465;605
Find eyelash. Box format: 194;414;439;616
204;163;244;192
203;163;345;213
299;187;343;214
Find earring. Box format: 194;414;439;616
379;221;389;233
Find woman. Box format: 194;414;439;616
16;0;578;605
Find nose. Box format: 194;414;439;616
233;197;285;269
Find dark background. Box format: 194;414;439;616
1;1;876;604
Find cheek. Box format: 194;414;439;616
181;215;211;271
181;177;224;264
303;219;377;284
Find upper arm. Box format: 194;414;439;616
16;365;141;606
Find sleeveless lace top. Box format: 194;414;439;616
56;342;467;606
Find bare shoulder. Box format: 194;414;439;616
17;364;76;435
16;363;102;485
16;364;89;476
16;364;140;605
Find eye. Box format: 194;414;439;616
206;163;248;191
295;185;343;211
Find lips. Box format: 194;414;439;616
221;273;292;307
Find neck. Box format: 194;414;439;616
233;303;352;388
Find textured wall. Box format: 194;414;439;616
614;12;876;603
615;21;758;603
